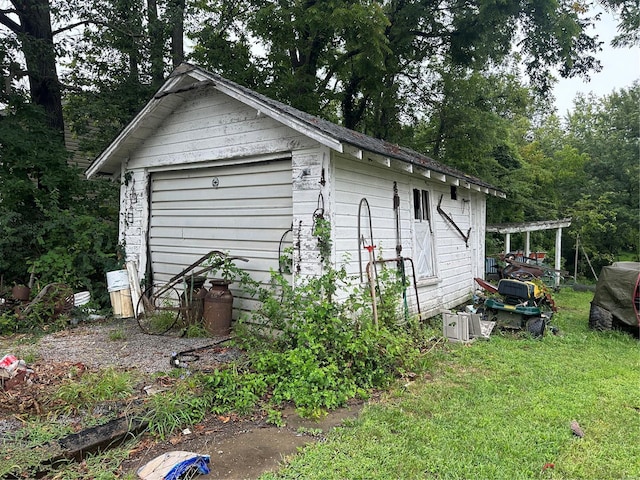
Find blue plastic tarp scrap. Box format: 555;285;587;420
136;451;210;480
166;454;210;479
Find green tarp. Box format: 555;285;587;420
592;262;640;327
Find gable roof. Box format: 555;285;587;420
86;63;504;196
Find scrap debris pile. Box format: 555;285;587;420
0;282;91;323
474;253;561;338
446;252;563;342
0;354;33;392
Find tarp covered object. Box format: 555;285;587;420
137;451;210;480
591;262;640;327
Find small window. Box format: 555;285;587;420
413;189;421;220
414;188;430;222
421;190;430;222
450;185;457;200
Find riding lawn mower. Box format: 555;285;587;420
474;277;557;337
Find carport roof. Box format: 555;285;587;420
86;63;504;197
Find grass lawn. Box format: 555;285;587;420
263;289;640;479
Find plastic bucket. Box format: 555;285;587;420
106;270;130;292
106;270;133;318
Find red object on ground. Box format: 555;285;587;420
0;354;18;368
474;277;499;294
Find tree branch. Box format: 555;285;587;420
52;20;92;36
0;11;22;33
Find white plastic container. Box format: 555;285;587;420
106;270;134;318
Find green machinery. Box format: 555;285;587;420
481;278;556;337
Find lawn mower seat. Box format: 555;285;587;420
497;279;543;305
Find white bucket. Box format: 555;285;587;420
106;270;130;293
106;270;133;318
73;291;91;307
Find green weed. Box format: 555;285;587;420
108;326;127;341
266;408;285;427
0;419;75;478
183;323;209;338
143;379;211;440
261;289;640;479
54;367;135;412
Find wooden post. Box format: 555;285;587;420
505;233;511;254
574;235;579;282
525;231;531;258
555;227;563;287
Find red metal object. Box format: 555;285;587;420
474;277;498;294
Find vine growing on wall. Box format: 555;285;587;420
313;215;332;267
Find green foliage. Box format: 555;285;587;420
564;84;640;266
0;419;75;478
516;83;640;273
54;367;135;412
0;312;18;335
0;98;120;305
207;253;258;288
108;325;127;341
46;444;137;480
144;380;212;439
183;323;209;338
263;290;640;480
247;253;425;417
265;408;285;427
313;216;333;266
202;368;268;415
189;0;603;140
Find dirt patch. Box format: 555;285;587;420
1;319;365;479
121;403;363;479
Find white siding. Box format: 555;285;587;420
291;147;333;277
114;83;488;321
333;154;486;318
334;156;412;278
126;89;316;170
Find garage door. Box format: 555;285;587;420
149;159;292;286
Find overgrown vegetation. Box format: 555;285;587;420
4;282;637;479
54;367;135;413
143;255;431;433
0;97;121;320
261;289;640;480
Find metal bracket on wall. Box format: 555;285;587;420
437;194;471;247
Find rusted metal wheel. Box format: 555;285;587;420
136;285;182;335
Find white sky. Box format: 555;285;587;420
552;11;640;115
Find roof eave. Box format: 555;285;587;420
339;143;506;198
85;75;187;179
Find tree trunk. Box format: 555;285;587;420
168;0;185;68
147;0;165;85
11;0;64;138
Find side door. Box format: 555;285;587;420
412;188;436;280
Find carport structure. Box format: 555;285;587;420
487;218;572;286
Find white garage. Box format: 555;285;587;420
86;63;504;320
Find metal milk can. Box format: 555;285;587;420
203;279;233;336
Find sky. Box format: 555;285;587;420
552;11;640;115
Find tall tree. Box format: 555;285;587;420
62;0;191;156
600;0;640;47
565;83;640;263
191;0;604;142
0;0;63;136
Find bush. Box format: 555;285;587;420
0;98;120;308
244;250;426;417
